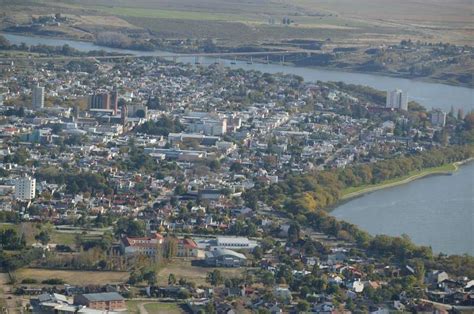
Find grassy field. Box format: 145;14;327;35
145;302;184;314
341;163;457;199
50;231;78;246
93;6;245;22
126;300;184;314
0;223;18;232
156;259;246;286
15;269;128;285
2;0;472;45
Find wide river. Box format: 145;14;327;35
4;33;473;255
3;33;474;113
333;162;474;255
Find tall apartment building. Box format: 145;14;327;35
386;89;408;111
32;84;44;109
15;174;36;201
430;109;447;127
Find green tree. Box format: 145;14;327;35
143;270;157;285
168;273;177;285
297;300;310;312
206;269;223;286
288;222;301;243
35;231;50;245
162;237;178;259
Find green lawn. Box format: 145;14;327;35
341;163;457;198
126;300;142;313
0;223;18;232
50;231;77;246
145;302;184;314
126;301;184;314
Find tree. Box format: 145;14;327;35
206;270;223;286
288;222;301;243
253;246;263;260
35;231;50;245
261;271;275;286
297;300;310;312
174;184;186;195
135;109;146;118
0;35;10;49
162;237;178;259
114;217;146;237
204;302;215;313
209;159;221;171
168;273;177;285
143;270;157;285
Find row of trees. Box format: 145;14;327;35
36;167;108;195
0;35;113;57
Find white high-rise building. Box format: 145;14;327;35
386;89;408;111
430;109;447;127
32;84;44;109
15;174;36;201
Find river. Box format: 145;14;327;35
3;32;473;255
332;162;474;255
3;33;474;113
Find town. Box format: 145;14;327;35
0;46;473;314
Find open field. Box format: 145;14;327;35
50;231;79;246
2;0;472;45
144;302;184;314
14;269;129;285
126;300;185;314
156;259;247;286
341;163;457;200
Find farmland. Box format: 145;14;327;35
1;0;472;45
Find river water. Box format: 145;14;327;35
332;162;474;255
3;32;473;255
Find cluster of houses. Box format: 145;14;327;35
31;291;126;313
0;52;470;313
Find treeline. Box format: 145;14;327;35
95;32;155;51
0;228;25;250
245;145;473;213
36;167;108;195
329;81;386;105
0;35;120;57
135;115;184;136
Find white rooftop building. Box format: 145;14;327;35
15;174;36;201
215;236;258;250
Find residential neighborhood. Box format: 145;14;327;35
0;36;473;314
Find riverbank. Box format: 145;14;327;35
339;161;471;202
1;31;472;89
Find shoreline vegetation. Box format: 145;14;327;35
339;158;474;202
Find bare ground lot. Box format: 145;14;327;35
14;269;129;285
156;259;248;286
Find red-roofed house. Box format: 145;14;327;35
177;238;201;258
120;233;163;257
